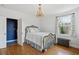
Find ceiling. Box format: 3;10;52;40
0;4;79;15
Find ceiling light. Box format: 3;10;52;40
36;4;44;17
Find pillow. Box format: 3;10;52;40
29;28;40;33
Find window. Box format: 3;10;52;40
56;13;74;36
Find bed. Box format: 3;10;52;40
24;25;56;52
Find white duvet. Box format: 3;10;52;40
26;32;50;48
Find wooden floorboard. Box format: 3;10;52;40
0;44;79;55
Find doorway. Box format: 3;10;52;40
7;18;18;46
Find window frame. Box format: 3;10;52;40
56;13;75;37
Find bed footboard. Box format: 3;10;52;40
43;33;56;50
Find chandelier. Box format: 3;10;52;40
36;4;44;16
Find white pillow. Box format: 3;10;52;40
29;28;40;33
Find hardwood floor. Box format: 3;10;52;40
0;44;79;55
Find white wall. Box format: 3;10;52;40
0;16;6;48
39;14;56;33
0;6;39;48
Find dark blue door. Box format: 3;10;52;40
7;18;17;46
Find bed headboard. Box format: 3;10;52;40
24;25;39;42
25;25;39;33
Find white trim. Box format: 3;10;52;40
70;43;79;48
7;40;16;43
56;13;75;38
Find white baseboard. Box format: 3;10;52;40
70;43;79;48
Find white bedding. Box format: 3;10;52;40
26;32;50;49
25;25;55;51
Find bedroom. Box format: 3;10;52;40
0;4;79;55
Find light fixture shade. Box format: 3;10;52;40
36;4;44;16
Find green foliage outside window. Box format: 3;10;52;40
59;24;65;34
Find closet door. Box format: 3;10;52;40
7;18;17;46
0;16;6;48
